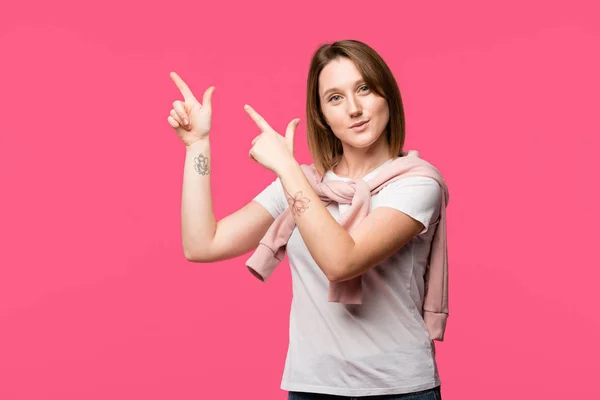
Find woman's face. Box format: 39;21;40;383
318;57;390;150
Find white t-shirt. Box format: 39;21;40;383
252;158;442;397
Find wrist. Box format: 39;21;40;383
185;138;210;152
277;156;300;179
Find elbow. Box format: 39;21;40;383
183;247;197;262
326;260;366;283
324;245;359;283
327;271;351;283
182;234;217;263
325;263;352;283
183;246;213;263
327;273;344;283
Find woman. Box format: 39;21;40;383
167;40;448;400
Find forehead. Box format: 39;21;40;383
318;58;363;94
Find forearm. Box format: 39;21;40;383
181;139;216;259
277;161;355;281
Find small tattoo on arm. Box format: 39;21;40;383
285;189;311;216
193;154;210;176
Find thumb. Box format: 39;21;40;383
285;118;300;154
202;86;215;110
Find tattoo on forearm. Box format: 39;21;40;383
193;154;210;176
284;189;311;216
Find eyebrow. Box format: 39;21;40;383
321;80;367;99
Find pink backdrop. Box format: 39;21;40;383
1;0;598;398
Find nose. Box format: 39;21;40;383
347;95;363;118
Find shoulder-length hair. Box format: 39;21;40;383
306;40;406;175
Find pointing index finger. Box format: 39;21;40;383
244;104;272;132
170;72;197;102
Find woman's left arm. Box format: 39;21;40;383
276;161;424;282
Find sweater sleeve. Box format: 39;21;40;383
252;177;288;220
374;176;442;234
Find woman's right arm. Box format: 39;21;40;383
168;72;274;263
181;139;275;262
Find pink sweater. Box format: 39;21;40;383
246;150;450;341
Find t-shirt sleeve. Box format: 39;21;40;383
252;177;289;219
374;176;442;234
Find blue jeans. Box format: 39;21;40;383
288;386;442;400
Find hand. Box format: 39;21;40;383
167;72;215;147
245;104;301;175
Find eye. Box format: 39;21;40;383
328;94;341;102
359;85;369;93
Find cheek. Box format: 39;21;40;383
373;99;390;126
323;108;345;130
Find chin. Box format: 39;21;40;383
343;129;383;148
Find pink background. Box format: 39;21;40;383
1;0;599;399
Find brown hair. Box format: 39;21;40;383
306;40;406;175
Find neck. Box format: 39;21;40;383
333;134;393;179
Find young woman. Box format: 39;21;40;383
167;40;448;400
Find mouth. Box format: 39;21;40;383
350;120;370;130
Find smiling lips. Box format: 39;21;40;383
350;120;369;131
